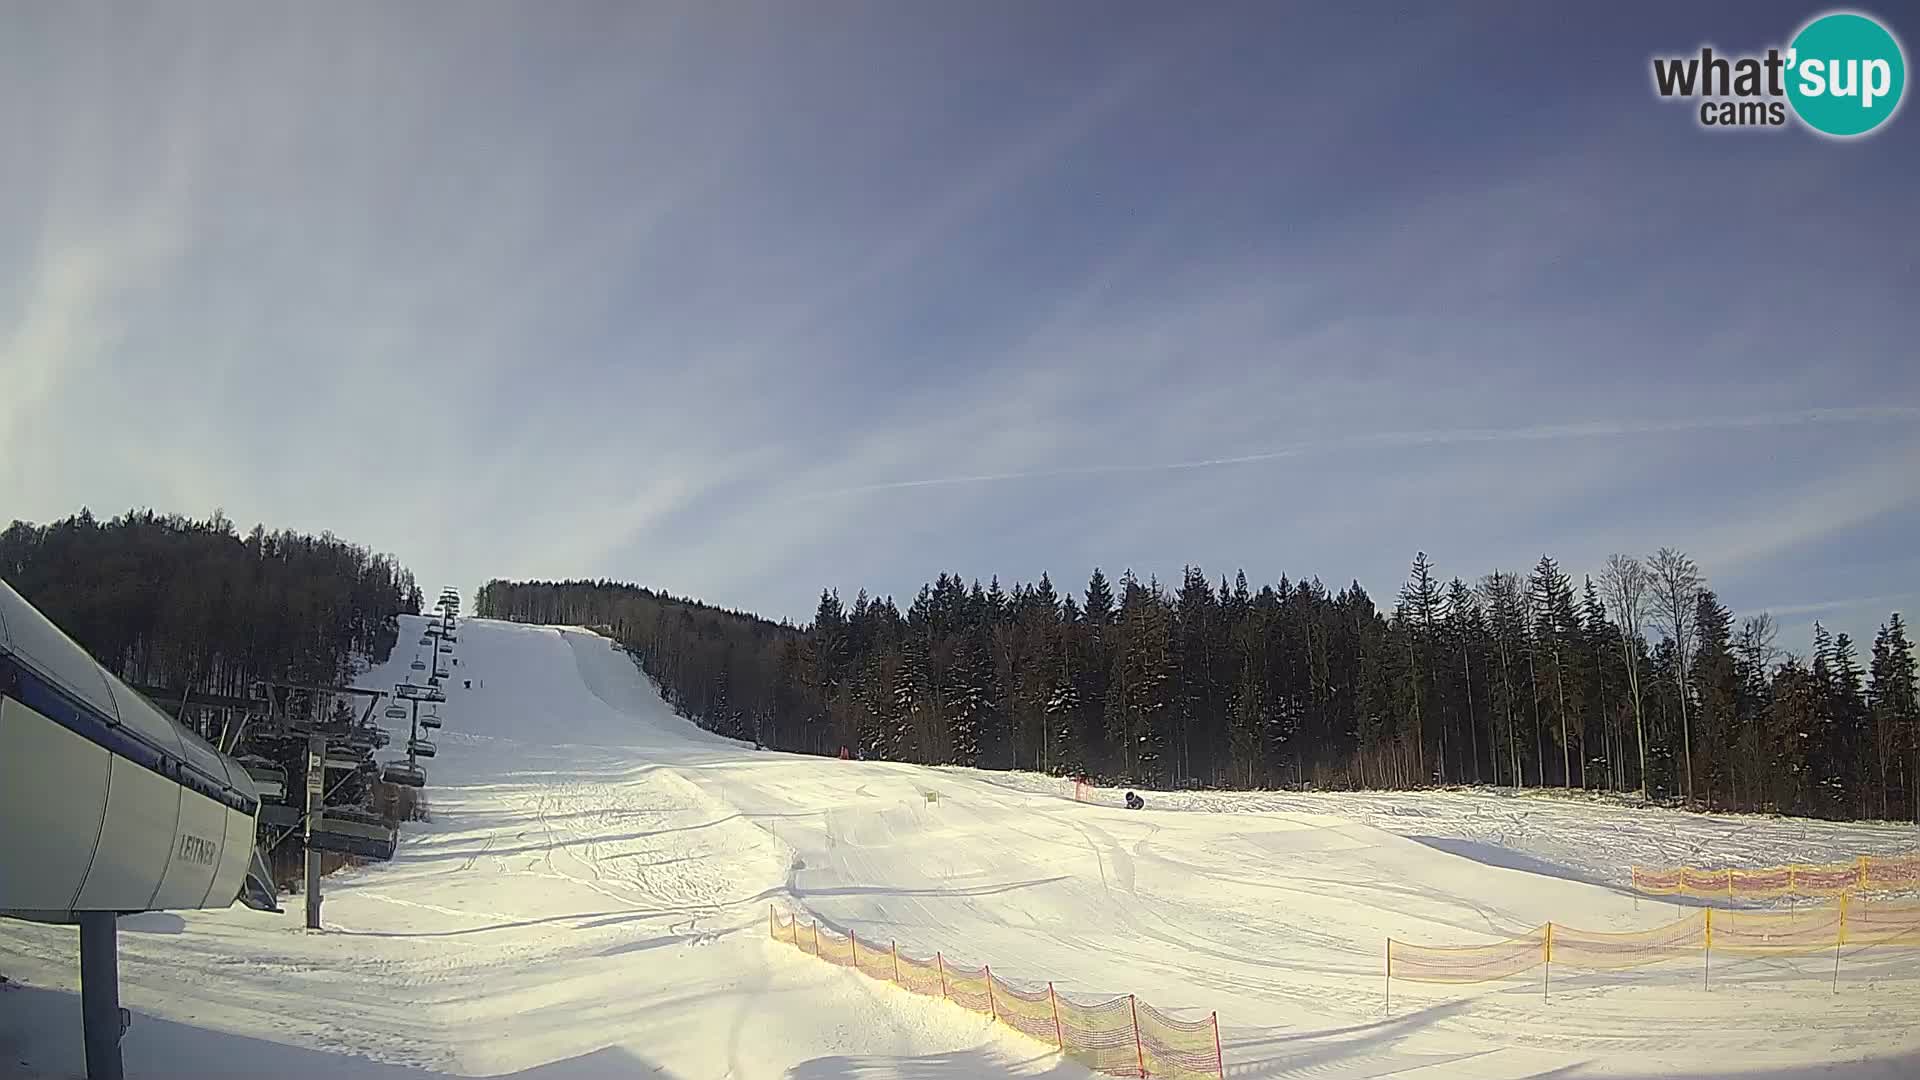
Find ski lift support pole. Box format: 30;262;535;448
305;733;325;929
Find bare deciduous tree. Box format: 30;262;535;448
1600;554;1651;795
1648;547;1703;803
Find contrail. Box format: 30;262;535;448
812;405;1920;497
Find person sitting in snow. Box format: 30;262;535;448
1124;791;1144;810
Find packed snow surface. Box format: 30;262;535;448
3;615;1916;1078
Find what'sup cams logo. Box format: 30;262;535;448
1652;10;1905;137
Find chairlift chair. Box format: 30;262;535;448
343;728;388;752
409;737;437;759
380;761;426;788
411;659;426;671
324;751;367;771
420;714;442;729
384;704;408;720
307;815;396;861
240;759;287;801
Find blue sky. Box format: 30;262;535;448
2;2;1915;652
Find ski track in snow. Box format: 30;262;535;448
1;614;1915;1079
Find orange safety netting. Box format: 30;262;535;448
1633;853;1920;899
1791;863;1864;895
1864;854;1920;891
769;907;1221;1078
1386;925;1546;984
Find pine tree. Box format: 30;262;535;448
1444;577;1486;784
1528;556;1576;788
1831;633;1869;817
1398;552;1443;781
1478;571;1527;787
1869;615;1918;821
1174;566;1223;787
1580;576;1616;790
1084;568;1115;627
1692;591;1738;806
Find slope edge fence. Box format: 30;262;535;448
1386;895;1920;1011
1630;853;1920;899
769;907;1223;1080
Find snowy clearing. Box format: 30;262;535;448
973;772;1919;901
4;614;1917;1079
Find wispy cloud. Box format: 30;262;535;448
1;4;1915;653
1756;593;1920;621
806;407;1920;497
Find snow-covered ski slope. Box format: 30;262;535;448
3;614;1917;1079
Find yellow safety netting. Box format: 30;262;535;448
1387;926;1547;984
1137;999;1223;1080
1711;903;1843;956
768;907;1222;1078
1057;992;1146;1079
1632;853;1920;899
1386;897;1920;1007
853;932;897;982
895;949;944;997
1843;898;1920;946
1551;912;1707;971
988;974;1061;1046
942;959;993;1016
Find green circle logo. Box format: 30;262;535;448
1786;11;1906;137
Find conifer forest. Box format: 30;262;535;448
478;550;1919;823
3;509;419;695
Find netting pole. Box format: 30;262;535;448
813;921;821;956
1129;994;1146;1079
1833;893;1847;993
1211;1011;1223;1080
1384;939;1391;1015
1703;908;1712;991
985;965;997;1021
893;941;901;985
1543;923;1552;1002
851;932;858;969
937;952;948;999
1049;983;1064;1049
1858;855;1869;891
